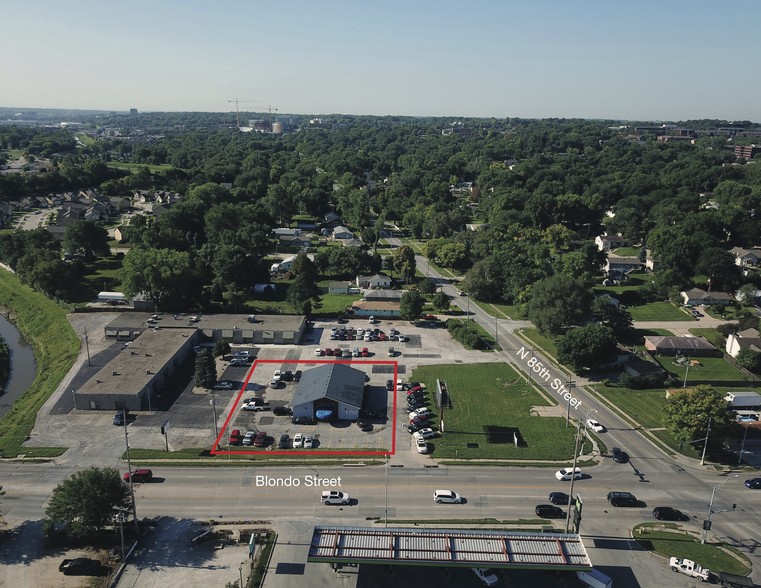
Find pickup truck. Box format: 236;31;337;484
321;490;351;505
669;557;710;582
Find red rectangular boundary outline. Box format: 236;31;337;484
210;358;398;456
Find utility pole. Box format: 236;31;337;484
565;423;582;533
701;476;738;544
83;327;91;367
123;409;139;532
700;415;712;466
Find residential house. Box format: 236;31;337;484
595;234;626;252
680;288;734;307
113;227;125;243
277;234;311;249
645;249;659;272
272;228;302;238
324;211;341;223
341;238;364;248
604;255;642;278
270;253;314;274
109;196;132;212
332;226;354;240
726;328;761;358
356;274;392;289
350;300;400;317
328;281;360;295
644;336;721;357
730;246;761;268
295;220;317;231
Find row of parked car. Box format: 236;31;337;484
329;325;409;342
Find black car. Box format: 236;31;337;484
291;416;315;425
278;434;290;449
611;447;629;463
607;491;638;507
745;478;761;489
357;420;373;431
59;558;102;576
407;424;425;433
112;411;127;426
281;370;293;381
652;506;685;521
273;406;292;416
549;492;570;505
294;370;302;382
535;504;566;519
386;379;394;391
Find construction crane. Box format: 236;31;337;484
227;98;261;128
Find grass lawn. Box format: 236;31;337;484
628;302;692;321
654;355;750;383
611;247;642;257
106;161;175;173
0;272;76;457
689;328;726;349
411;363;582;460
595;386;666;429
473;300;529;320
705;305;743;320
518;328;559;359
594;272;650;295
69;255;124;305
633;524;751;576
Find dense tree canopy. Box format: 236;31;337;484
663;385;734;446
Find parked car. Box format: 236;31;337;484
59;558;102;576
303;435;314;449
413;428;435;440
334;347;342;356
408;407;431;420
611;447;629;463
291;416;315;425
229;358;247;367
325;348;335;356
421;314;439;321
387;346;395;357
214;380;235;390
409;415;430;426
292;433;304;448
535;504;566;519
278;433;290;449
653;506;686;521
294;370;302;382
433;489;462;504
471;568;498;586
229;429;242;445
357;420;373;431
242;431;257;445
407;423;426;434
281;370;293;381
386;379;394;391
232;350;250;358
314;348;324;356
342;349;352;358
745;478;761;489
242;401;268;412
273;406;292;416
549;492;570;505
362;347;370;357
112;411;128;426
415;437;428;453
321;490;351;505
607;491;638;507
123;468;153;483
586;419;604;433
555;467;582;481
253;431;268;447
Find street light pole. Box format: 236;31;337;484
565;423;582;533
739;422;750;466
700;415;712;466
123;409;139;532
210;395;219;441
701;475;738;544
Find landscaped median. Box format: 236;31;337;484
633;522;751;577
0;271;77;457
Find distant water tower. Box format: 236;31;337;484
272;121;283;134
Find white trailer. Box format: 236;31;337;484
576;568;613;588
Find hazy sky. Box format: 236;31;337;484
3;0;760;121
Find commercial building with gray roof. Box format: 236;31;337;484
292;363;366;421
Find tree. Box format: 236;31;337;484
431;290;451;312
400;289;425;321
526;275;593;336
436;241;467;269
556;324;616;372
194;349;216;388
392;245;416;283
663;385;734;446
417;278;437;295
43;467;130;539
63;220;110;261
214;340;231;358
592;297;634;339
736;348;761;373
120;247;201;311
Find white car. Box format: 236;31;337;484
292;433;304;448
314;348;323;356
413;428;435;440
303;436;314;448
408;407;431;420
471;568;498;586
433;489;462;504
242;402;267;412
586;419;605;433
273;370;282;379
415;437;428;454
321;490;351;505
555;467;583;481
214;380;234;390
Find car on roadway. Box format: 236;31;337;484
321;490;351;505
413;428;436;440
433;489;462;504
123;468;153;483
535;504;566;519
421;314;438;321
415;437;428;453
253;431;268;447
745;478;761;489
292;433;304;448
607;491;638;507
586;419;605;433
303;435;314;449
555;467;582;481
611;447;629;463
278;433;290;449
652;506;686;521
549;492;570;505
242;431;257;445
471;567;498;586
214;380;235;390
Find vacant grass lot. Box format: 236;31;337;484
628;302;692;321
106;161;175;173
518;328;559;359
411;363;581;460
654;355;750;383
689;328;726;349
595;386;666;429
633;524;751;576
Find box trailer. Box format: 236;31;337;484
576;568;613;588
724;392;761;409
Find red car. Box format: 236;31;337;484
253;431;268;447
229;428;242;445
334;348;342;356
378;333;387;341
124;468;153;483
409;415;430;426
361;347;370;357
421;314;439;321
325;348;334;356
